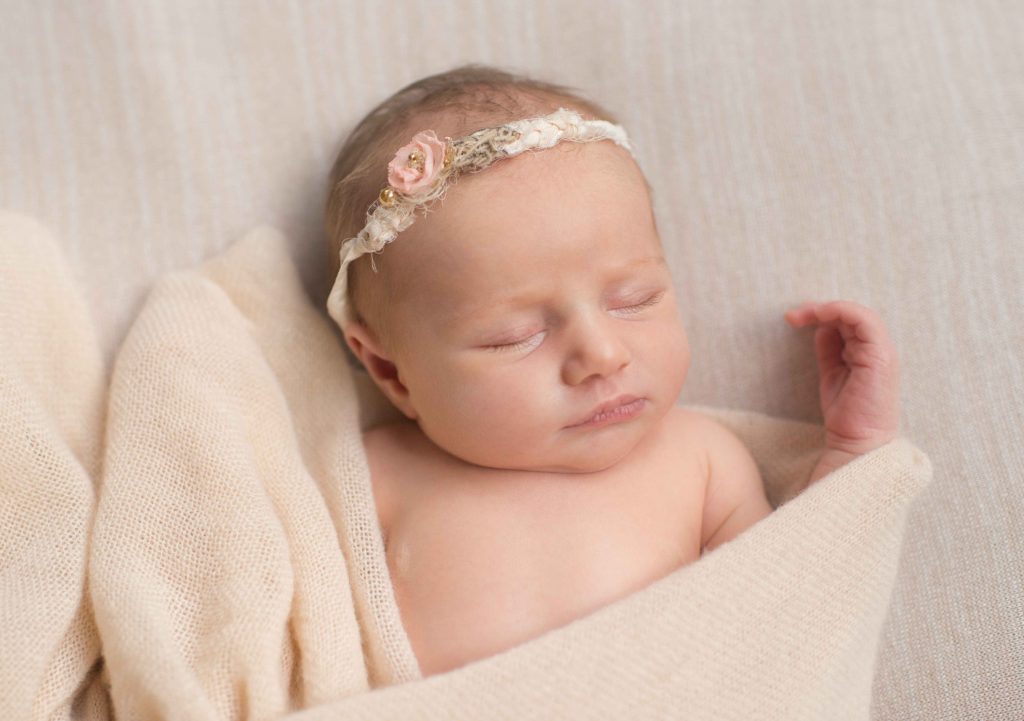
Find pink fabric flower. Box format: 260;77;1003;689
387;130;447;195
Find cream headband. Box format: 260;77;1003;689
326;107;635;330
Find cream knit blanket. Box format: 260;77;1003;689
1;215;932;721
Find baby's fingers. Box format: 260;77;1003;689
785;300;891;345
784;302;820;328
786;299;899;374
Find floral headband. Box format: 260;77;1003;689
326;107;635;330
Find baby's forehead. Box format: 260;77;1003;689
379;109;657;301
391;154;653;274
415;240;666;302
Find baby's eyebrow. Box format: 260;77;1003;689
447;255;667;329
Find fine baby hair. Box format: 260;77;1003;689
323;64;636;363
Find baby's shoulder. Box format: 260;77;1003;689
661;404;711;433
635;405;706;482
658;405;726;447
666;405;750;438
656;405;750;471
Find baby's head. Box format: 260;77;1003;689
324;64;689;473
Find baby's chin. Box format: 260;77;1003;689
452;424;649;475
530;451;634;474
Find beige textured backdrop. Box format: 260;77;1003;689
1;0;1021;717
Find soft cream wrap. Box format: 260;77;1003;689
1;215;932;720
0;213;109;720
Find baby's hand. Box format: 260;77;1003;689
785;300;901;480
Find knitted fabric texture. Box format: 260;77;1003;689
2;217;932;720
0;212;109;720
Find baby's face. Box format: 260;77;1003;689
358;139;689;473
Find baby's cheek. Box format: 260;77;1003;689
676;332;691;378
441;375;524;427
471;375;552;432
495;375;546;417
656;323;690;392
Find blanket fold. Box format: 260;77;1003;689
4;218;932;721
0;212;110;720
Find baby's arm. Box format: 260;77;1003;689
784;300;901;487
699;418;774;555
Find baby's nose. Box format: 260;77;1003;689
561;320;631;386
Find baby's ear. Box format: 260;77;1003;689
343;322;417;420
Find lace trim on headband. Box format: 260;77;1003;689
327;107;634;328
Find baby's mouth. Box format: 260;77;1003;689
567;395;646;429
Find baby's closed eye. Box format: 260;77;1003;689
487;331;547;353
612;290;665;314
484;291;668;353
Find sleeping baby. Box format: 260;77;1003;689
323;64;901;677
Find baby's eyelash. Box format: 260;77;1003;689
487;294;666;352
615;291;665;314
488;332;544;353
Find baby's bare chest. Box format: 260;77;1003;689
364;420;706;676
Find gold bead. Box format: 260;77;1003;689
407;150;425;171
379;187;397;207
443;144;454;169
